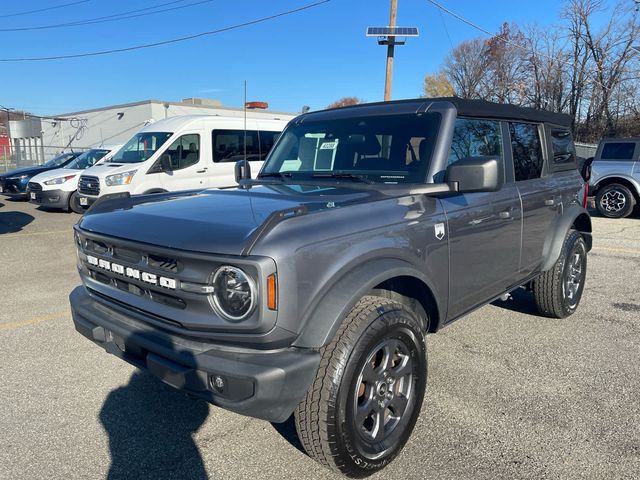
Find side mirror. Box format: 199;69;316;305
446;156;503;193
234;159;251;184
160;154;172;172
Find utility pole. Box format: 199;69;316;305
367;3;418;102
384;0;398;101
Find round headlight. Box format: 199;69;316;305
211;266;256;321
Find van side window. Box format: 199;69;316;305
259;131;281;158
213;130;261;162
165;134;200;170
550;128;576;169
601;142;635;160
447;118;503;166
509;122;544;181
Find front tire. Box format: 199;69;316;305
69;191;84;214
294;296;427;477
533;230;587;318
595;183;635;218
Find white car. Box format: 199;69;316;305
28;145;122;213
76;114;293;208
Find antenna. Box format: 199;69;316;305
243;80;247;162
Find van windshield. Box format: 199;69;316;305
260;113;441;184
65;149;110;170
110;132;173;164
43;152;77;168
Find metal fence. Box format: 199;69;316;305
1;144;89;172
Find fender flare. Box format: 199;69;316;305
292;258;442;349
591;174;640;197
540;204;592;272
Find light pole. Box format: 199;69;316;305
367;2;419;101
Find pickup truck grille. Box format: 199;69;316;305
28;182;42;192
78;175;100;195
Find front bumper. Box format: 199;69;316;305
0;179;28;197
70;286;319;423
77;194;97;209
29;189;71;209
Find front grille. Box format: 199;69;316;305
78;175;100;195
28;182;42;192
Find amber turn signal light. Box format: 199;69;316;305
267;273;277;310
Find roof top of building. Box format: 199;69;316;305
54;99;295;118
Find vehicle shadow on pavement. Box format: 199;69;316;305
491;288;540;316
0;211;34;234
99;370;210;480
270;415;306;454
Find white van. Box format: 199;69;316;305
77;114;293;207
28;145;122;213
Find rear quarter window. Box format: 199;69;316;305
600;142;636;160
550;128;577;172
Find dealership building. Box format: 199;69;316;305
6;98;293;164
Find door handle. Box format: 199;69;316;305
544;199;556;206
499;210;512;219
196;169;207;173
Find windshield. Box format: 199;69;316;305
109;132;172;164
260;113;441;184
65;149;110;170
43;152;77;168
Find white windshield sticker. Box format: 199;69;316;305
320;141;338;150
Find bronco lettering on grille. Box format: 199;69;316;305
86;255;176;290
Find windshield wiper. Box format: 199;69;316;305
311;172;373;183
258;172;294;180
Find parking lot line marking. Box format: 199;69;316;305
0;229;72;239
0;310;69;331
592;246;640;255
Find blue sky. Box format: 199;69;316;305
0;0;597;116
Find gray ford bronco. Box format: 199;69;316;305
70;98;592;477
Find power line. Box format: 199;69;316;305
0;1;331;62
0;0;213;33
0;0;91;19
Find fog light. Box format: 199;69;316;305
211;375;225;392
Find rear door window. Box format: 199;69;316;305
509;122;544;181
600;142;636;160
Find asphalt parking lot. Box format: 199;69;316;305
1;199;639;480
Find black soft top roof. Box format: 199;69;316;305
305;97;572;128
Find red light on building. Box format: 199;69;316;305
245;102;268;110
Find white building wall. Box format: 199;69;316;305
11;100;296;165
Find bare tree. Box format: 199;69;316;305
443;38;492;99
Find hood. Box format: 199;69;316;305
82;162;140;178
0;165;49;179
30;168;81;185
78;183;389;255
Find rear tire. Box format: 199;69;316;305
69;191;84;214
595;183;635;218
533;230;587;318
294;296;427;477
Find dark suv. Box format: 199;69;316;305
69;98;591;477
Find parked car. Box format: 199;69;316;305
589;137;640;218
69;98;591;477
28;145;122;213
76;114;293;208
0;151;81;198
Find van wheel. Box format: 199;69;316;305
595;183;635;218
69;191;85;214
532;230;587;319
294;296;427;477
